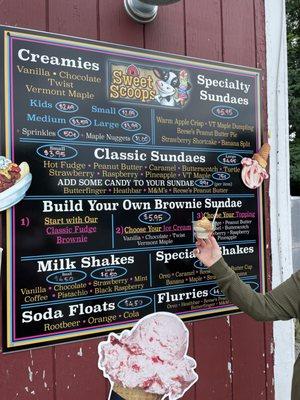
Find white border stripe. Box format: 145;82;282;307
265;1;295;399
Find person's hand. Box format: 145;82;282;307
194;236;222;268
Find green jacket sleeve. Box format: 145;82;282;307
210;257;300;321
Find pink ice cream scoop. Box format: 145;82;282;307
98;312;198;400
241;143;270;190
241;157;269;189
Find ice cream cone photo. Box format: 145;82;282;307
99;312;198;400
241;142;270;189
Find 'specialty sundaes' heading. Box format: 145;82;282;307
197;74;252;105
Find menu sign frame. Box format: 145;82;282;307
0;26;266;352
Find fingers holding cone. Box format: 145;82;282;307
194;238;212;257
210;235;220;250
194;234;219;252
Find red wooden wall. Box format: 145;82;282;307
0;1;274;399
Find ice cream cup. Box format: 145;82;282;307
192;221;216;239
111;384;163;400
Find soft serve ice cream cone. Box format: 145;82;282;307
241;143;270;189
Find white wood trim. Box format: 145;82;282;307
265;0;295;398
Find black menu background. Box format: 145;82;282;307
0;26;265;352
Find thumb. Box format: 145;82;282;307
210;236;220;250
193;248;202;261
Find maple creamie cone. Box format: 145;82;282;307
252;143;270;169
112;385;163;400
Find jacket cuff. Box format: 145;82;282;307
209;257;234;279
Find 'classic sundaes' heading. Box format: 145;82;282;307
94;148;206;163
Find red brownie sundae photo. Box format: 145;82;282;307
0;156;32;211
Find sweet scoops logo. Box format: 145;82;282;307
108;62;191;107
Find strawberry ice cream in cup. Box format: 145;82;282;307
98;312;198;400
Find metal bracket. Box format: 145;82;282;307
124;0;158;23
124;0;181;23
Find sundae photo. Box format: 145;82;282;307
0;156;32;211
98;312;198;400
193;215;215;239
241;143;270;189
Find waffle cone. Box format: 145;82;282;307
252;153;267;169
113;385;163;400
259;143;270;161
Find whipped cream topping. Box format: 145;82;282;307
0;156;12;169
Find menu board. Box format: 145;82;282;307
0;26;265;352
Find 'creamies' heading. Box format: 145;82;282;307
17;48;100;71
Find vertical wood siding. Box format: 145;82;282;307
0;0;273;399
